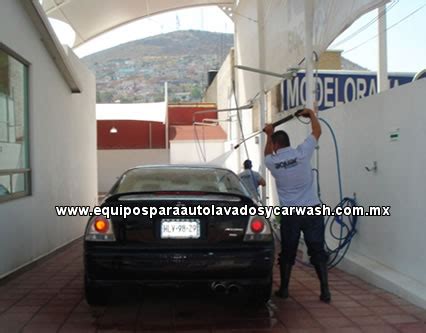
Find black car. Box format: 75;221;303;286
84;165;274;305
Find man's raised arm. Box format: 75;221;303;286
299;108;321;140
264;124;274;156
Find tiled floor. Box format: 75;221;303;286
0;239;425;333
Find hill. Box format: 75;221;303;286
83;30;369;103
82;30;234;103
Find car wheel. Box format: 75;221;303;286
84;275;108;306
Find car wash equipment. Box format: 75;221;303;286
234;109;304;150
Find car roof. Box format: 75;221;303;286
124;164;234;174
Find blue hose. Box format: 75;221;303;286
318;118;358;269
275;117;359;269
319;118;343;201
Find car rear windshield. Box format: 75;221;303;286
112;167;250;197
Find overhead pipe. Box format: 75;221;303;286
234;108;304;149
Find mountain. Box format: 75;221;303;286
83;30;369;104
82;30;234;103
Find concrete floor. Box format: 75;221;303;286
0;240;425;333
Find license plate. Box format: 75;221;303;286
160;219;200;239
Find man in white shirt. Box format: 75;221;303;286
264;108;331;303
238;160;266;200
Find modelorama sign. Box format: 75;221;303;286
282;71;414;111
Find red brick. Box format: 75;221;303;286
339;307;375;317
359;325;399;333
395;322;426;333
381;314;420;324
350;316;386;326
0;239;424;333
316;316;355;328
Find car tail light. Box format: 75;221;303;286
85;216;116;242
250;219;265;233
244;216;272;242
94;219;109;233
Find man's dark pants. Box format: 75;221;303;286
279;214;328;266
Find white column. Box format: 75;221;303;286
257;0;267;204
378;5;389;92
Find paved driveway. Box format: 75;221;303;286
0;240;425;332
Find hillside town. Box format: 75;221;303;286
83;30;233;103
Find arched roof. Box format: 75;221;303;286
41;0;234;47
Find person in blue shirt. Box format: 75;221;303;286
238;160;266;200
264;108;331;303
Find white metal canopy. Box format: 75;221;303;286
234;0;389;102
96;102;168;123
41;0;233;47
34;0;388;97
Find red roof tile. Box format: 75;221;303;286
169;125;227;141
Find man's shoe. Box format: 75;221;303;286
319;286;331;303
275;263;292;299
314;262;331;303
274;288;289;298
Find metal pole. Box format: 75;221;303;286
302;0;315;264
257;0;267;204
304;0;315;110
164;82;169;149
232;26;243;175
378;5;389;92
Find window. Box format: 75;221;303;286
0;44;30;202
112;167;250;197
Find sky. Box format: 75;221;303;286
73;6;234;58
51;0;425;73
329;0;426;73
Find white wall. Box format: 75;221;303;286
203;45;265;186
204;49;242;173
203;75;217;104
215;50;235;134
97;149;169;193
0;0;97;278
209;0;426;307
234;0;259;107
222;40;426;303
170;141;225;165
281;79;426;307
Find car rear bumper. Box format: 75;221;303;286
85;245;274;284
